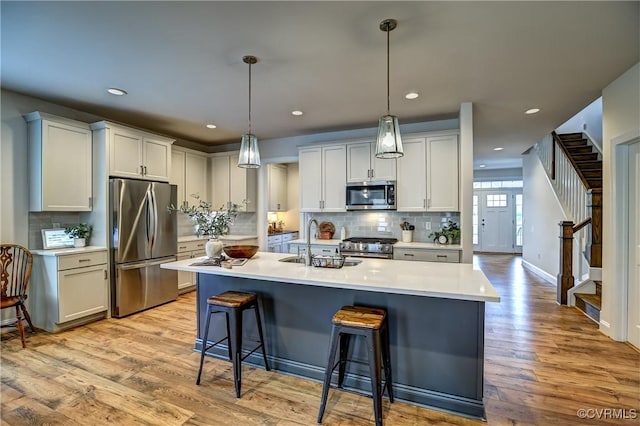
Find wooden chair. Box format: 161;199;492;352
1;244;36;348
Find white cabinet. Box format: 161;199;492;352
267;232;298;253
267;234;283;253
397;133;459;212
289;241;339;256
346;141;396;183
210;152;256;212
393;247;460;263
32;249;109;332
91;121;174;182
427;135;459;211
299;145;346;212
267;164;288;211
397;137;428;211
177;240;206;292
171;148;208;207
25;112;92;212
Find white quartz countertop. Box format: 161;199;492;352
178;235;258;243
394;242;463;250
161;251;499;303
31;246;107;256
289;238;341;245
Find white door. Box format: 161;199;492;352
628;141;640;349
479;191;513;253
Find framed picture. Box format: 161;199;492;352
41;228;74;249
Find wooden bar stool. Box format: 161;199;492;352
317;306;394;426
196;291;270;397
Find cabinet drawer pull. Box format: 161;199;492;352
437;255;447;258
403;253;414;257
196;244;204;248
78;258;91;262
322;249;331;253
179;245;188;250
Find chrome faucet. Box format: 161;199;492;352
305;218;319;266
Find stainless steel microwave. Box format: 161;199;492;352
346;181;396;210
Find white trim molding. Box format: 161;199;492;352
522;259;556;284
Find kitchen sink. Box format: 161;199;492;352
278;256;361;267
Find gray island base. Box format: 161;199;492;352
161;252;499;419
196;273;487;419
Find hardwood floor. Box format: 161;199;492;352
2;255;638;425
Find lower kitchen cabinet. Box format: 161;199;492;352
393;247;460;263
289;241;340;256
31;249;109;332
177;240;206;293
267;232;299;253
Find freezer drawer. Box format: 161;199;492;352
113;256;178;317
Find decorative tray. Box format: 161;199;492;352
191;257;248;267
311;255;345;269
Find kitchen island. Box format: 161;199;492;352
161;252;499;419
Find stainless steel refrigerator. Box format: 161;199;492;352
109;178;178;317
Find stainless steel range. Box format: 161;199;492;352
339;237;398;259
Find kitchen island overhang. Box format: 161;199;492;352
162;252;499;419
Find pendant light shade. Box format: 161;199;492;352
238;55;261;168
375;19;403;159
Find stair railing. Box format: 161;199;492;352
534;132;602;304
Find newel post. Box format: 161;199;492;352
557;221;574;305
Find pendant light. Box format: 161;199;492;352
238;55;261;168
375;19;403;159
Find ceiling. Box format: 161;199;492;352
2;2;638;169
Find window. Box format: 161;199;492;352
472;195;479;245
486;193;507;207
516;194;523;246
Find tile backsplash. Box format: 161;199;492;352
177;212;257;238
28;212;91;249
303;211;460;243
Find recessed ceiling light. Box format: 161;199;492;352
291;110;303;116
405;92;419;100
525;108;540;115
107;88;127;96
493;147;504;151
206;124;217;129
479;164;486;168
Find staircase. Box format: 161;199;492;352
555;133;602;189
553;132;603;322
575;281;602;323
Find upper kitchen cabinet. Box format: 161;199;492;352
427;134;459;211
210;151;256;212
170;147;208;207
267;163;288;211
25;112;92;211
90;121;174;182
397;132;459;212
299;144;346;212
346;141;396;183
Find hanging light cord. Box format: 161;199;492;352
248;60;252;135
386;22;390;115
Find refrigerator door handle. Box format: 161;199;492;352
150;185;159;254
145;188;154;254
118;256;177;270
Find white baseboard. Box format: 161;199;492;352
521;260;556;284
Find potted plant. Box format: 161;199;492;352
429;219;460;245
170;194;244;258
65;223;93;248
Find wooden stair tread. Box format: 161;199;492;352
575;292;601;310
574;160;602;168
572;153;599;161
558;132;584;140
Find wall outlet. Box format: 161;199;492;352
425;222;431;230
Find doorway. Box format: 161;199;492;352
627;141;639;349
473;180;523;253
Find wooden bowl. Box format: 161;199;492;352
223;245;259;259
